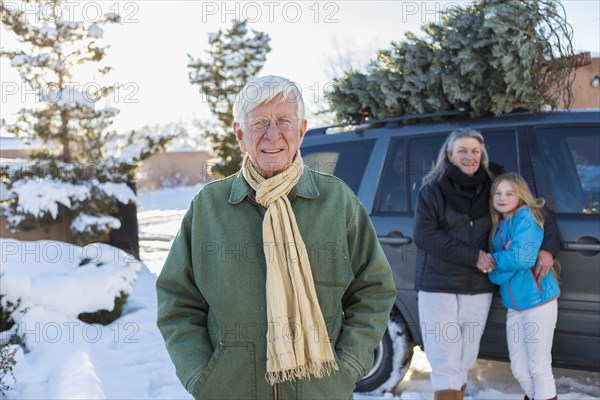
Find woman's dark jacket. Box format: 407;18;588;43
413;173;560;294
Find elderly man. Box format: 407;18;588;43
156;75;396;400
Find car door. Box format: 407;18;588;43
371;133;447;340
526;124;600;371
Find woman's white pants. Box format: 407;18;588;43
418;291;493;391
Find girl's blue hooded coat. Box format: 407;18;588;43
489;206;560;311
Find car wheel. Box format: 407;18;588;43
355;310;414;394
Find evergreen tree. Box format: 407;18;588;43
188;19;271;176
0;0;172;245
1;0;120;163
327;0;576;121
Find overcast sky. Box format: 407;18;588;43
1;1;598;133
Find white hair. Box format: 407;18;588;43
233;75;305;123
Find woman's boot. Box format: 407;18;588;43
434;389;463;400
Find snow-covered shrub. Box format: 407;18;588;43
0;294;21;334
77;292;128;326
0;324;24;397
0;239;142;327
0;292;25;398
0;343;18;397
74;245;133;325
0;129;172;245
0;158;134;245
70;214;122;240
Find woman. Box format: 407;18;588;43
413;128;559;400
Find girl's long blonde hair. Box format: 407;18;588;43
489;172;546;245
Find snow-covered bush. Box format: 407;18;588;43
0;124;172;246
0;306;23;399
0;238;142;394
0;239;142;327
77;292;128;326
0;282;27;394
0;343;18;397
0;158;130;245
0;294;21;335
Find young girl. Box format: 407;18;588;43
488;172;561;400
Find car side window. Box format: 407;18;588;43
301;139;376;194
362;134;444;215
377;131;517;213
408;136;446;211
394;133;449;211
481;130;518;176
375;139;407;213
535;127;600;214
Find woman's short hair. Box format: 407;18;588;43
233;75;305;123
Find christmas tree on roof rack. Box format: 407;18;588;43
327;0;587;122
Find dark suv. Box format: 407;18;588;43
300;110;600;393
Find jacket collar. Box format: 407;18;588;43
228;166;320;205
499;204;528;222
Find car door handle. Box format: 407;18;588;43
379;237;412;245
562;243;600;252
562;237;600;254
378;232;412;245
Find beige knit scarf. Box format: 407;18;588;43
241;151;338;385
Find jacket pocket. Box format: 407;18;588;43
312;245;354;320
309;242;353;286
508;269;543;310
296;355;356;400
529;268;542;293
191;342;256;400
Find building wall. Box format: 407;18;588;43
135;150;216;190
569;57;600;109
0;149;29;158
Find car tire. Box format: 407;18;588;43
355;310;414;394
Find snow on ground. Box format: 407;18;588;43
136;184;202;212
391;346;599;399
1;239;189;399
1;183;598;399
136;184;203;274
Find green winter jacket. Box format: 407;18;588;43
156;167;396;400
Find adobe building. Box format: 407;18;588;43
135;149;216;190
568;54;600;109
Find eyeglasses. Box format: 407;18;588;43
245;116;298;133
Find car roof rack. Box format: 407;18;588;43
305;109;467;136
